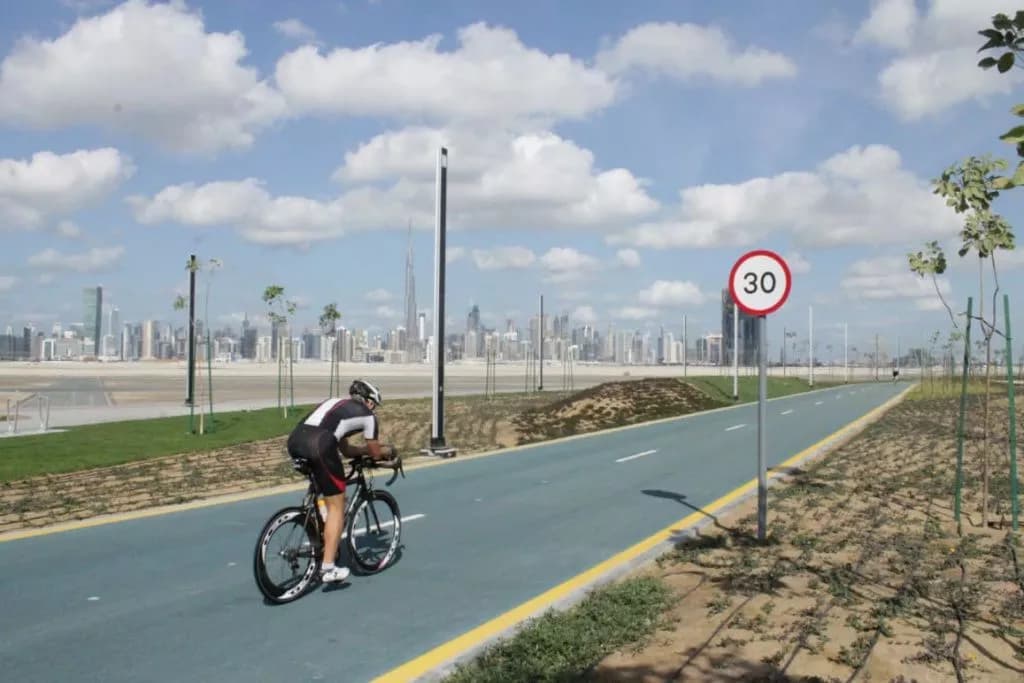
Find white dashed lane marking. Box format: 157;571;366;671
616;449;658;463
342;513;425;539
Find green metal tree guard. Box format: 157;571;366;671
206;335;215;432
955;297;973;533
1004;294;1019;532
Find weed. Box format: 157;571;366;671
707;593;731;616
442;576;673;683
835;633;873;668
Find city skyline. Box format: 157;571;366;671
0;271;920;368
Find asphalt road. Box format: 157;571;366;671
0;382;907;682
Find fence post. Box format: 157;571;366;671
1004;294;1019;532
955;297;973;533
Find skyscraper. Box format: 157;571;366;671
721;288;760;366
108;306;120;338
83;286;102;355
404;221;418;356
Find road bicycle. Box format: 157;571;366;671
253;450;405;604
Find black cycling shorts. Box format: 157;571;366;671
287;424;348;495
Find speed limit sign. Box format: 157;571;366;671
727;248;792;543
729;250;791;316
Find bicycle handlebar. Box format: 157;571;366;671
347;451;405;486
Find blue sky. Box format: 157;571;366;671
2;0;1024;359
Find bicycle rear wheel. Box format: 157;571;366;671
345;490;401;574
254;506;322;604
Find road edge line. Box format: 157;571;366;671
372;383;917;682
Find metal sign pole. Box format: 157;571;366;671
758;314;767;541
809;305;814;387
733;302;739;399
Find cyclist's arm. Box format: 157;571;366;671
340;440;393;460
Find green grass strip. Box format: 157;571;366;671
442;576;673;683
685;375;841;404
0;404;316;482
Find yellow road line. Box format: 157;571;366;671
372;383;915;682
0;382;862;543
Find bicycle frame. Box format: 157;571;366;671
299;455;399;538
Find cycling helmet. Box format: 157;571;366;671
349;378;383;407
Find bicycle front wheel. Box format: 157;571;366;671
345;490;401;574
254;506;322;604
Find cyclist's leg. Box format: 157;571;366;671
309;429;349;582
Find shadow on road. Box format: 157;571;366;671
641;489;777;549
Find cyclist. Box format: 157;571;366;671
286;378;396;584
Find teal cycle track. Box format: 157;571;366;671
0;382;907;682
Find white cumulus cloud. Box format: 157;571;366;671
786;252;811;274
0;276;18;292
539;247;601;282
840;255;953;311
0;148;132;230
616;248;641;268
471;246;536;271
596;22;797;86
129;178;345;245
365;288;392;302
273;18;318;44
0;0;286;153
28;245;125;272
607;144;959;249
446;246;466;264
56;220;82;238
335;125;659;231
132;124;658;244
276;22;616;123
854;0;1022;120
637;280;707;307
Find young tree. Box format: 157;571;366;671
201;258;223;430
263;285;297;418
914;154;1016;528
172;293;195;432
977;12;1024;189
319;303;342;395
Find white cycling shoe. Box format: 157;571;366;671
321;565;350;583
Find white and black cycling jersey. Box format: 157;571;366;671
301;398;379;441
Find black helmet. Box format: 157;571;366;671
349;378;383;406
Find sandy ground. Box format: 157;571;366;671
0;360;899;379
0;359;886;427
589;390;1024;682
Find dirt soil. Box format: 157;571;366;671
0;379;716;534
590;392;1024;682
513;378;721;444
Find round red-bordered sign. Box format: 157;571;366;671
728;250;792;316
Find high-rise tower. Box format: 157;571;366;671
83;286;102;356
404;220;418;357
